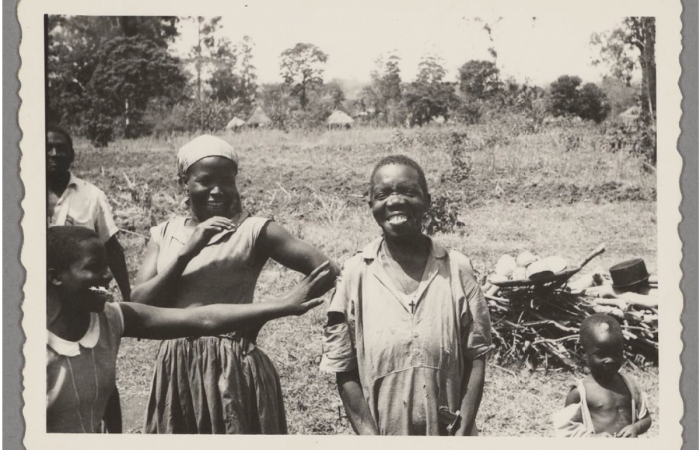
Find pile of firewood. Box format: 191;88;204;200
485;286;658;371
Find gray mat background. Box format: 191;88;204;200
2;2;697;449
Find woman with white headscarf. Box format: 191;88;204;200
132;135;338;434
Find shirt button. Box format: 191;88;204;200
413;332;419;338
413;348;420;355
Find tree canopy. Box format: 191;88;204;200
279;43;329;109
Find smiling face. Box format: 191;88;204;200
46;131;74;176
49;237;113;313
369;163;430;242
185;156;241;221
583;325;625;382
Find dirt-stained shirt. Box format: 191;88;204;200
320;236;492;435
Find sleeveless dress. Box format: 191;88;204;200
143;215;287;434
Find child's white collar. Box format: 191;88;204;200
47;313;100;356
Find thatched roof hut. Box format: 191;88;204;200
225;117;246;130
247;106;272;127
326;110;354;128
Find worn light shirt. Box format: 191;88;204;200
321;236;492;435
47;303;124;433
48;173;119;243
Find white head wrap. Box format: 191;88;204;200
177;135;239;176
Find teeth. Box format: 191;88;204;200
89;286;112;300
388;215;408;225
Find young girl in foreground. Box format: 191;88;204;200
553;313;652;437
46;226;330;433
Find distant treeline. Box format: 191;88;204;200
47;16;653;151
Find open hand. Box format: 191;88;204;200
615;425;639;438
179;216;234;260
283;261;332;315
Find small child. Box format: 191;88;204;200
552;313;652;437
47;226;330;433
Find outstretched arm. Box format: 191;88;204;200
123;262;331;340
105;236;131;302
337;370;379;435
455;356;486;436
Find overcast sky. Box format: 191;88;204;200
174;4;634;87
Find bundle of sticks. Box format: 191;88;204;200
485;286;658;370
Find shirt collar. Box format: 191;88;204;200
47;313;100;356
67;172;81;188
360;235;447;261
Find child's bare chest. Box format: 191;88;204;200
585;379;633;432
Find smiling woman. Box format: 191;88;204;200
130;134;339;434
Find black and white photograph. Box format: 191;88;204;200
19;0;685;447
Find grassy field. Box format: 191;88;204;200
71;123;658;436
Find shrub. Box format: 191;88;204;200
85;114;116;148
423;192;464;235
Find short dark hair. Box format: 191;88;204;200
580;313;623;348
47;124;74;152
47;226;100;272
369;154;429;198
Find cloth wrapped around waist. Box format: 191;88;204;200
180;330;258;356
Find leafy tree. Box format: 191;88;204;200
416;54;446;84
591;17;656;122
259;83;293;128
457;60;502;101
360;52;405;124
85;36;187;143
46;15;180;130
404;82;457;126
405;54;457;126
188;16;226;101
577;83;610;123
279;43;329;109
208;68;244;103
547;75;609;123
206;35;258;119
325;82;346;110
371;52;403;105
547;75;583;117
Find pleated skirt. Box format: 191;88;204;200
144;336;287;434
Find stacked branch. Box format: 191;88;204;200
486;287;658;371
